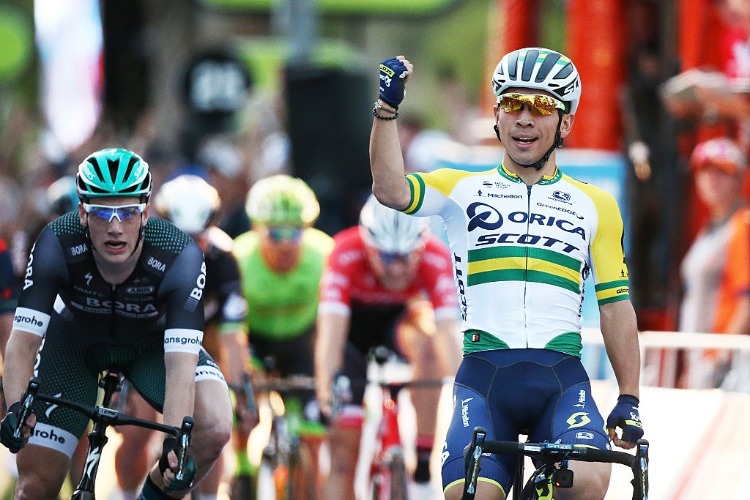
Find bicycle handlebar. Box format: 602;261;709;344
14;376;194;469
480;439;639;467
462;426;649;500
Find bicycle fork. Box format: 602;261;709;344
72;372;122;499
371;388;409;500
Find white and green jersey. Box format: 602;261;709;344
404;164;630;357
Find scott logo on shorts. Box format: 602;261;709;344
566;412;591;429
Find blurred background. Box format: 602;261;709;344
2;1;750;497
3;0;741;332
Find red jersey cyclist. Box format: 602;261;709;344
315;194;461;498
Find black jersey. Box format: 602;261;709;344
13;213;206;345
201;226;247;329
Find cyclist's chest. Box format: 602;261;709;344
62;252;169;320
244;259;320;311
450;181;594;260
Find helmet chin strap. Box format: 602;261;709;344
494;112;564;171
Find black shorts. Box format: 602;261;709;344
27;311;224;457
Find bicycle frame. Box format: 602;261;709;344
369;378;409;500
14;373;194;500
462;426;649;500
253;374;318;500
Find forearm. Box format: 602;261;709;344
2;329;43;404
600;300;641;398
369;100;411;210
219;330;249;387
435;318;462;376
314;314;349;392
163;352;197;428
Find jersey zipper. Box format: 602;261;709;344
524;184;532;347
110;284;117;337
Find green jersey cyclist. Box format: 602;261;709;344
230;174;333;498
0;148;233;499
370;49;645;500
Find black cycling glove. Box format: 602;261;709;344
0;401;28;453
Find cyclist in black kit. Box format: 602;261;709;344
0;148;233;499
112;173;256;499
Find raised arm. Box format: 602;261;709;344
369;56;414;210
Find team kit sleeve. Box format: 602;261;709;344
318;238;352;317
213;251;249;333
403;171;453;217
12;226;69;337
587;190;631;306
159;241;206;354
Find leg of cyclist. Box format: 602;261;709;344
115;390;159;499
395;307;442;485
165;365;233;494
325;418;362;498
538;368;612;500
15;446;72;499
556;462;611;500
10;317;107;498
395;299;461;490
131;349;232;498
322;342;369;499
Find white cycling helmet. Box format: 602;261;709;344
492;47;582;114
154;174;220;234
359;195;428;254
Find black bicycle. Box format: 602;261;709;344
12;371;194;499
462;426;649;500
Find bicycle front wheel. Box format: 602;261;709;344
370;448;409;500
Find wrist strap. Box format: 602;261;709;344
373;101;399;120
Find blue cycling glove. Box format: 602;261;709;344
379;57;409;108
159;437;197;491
0;402;27;453
606;394;644;443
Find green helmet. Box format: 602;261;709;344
76;148;152;202
245;174;319;226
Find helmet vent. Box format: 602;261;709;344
535;53;561;83
507;51;520;79
521;49;539;81
122;156;139;187
555;64;573;80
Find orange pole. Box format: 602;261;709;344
481;0;539;115
565;0;626;150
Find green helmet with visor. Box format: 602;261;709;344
245;174;320;226
76;148;152;203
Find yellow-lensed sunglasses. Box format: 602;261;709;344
498;93;567;116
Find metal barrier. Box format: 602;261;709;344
581;328;750;392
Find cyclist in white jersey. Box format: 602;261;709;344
370;49;644;500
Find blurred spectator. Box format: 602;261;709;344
198;137;252;238
0;237;19;416
679;138;750;387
